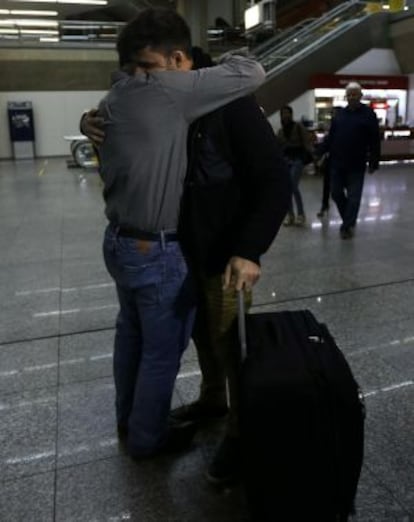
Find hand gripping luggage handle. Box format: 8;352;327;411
237;289;248;361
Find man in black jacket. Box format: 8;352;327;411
322;82;381;239
169;48;290;485
81;48;290;483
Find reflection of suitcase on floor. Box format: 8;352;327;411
236;294;365;522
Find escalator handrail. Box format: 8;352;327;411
251;16;318;56
253;1;369;62
255;0;365;50
254;0;367;61
264;10;380;78
252;1;349;57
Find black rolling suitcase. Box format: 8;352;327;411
236;293;365;522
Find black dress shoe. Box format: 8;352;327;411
205;435;241;486
340;227;354;239
160;420;197;455
316;207;329;218
130;420;197;460
169;401;228;424
117;423;128;441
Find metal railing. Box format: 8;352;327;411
251;16;318;57
0;19;124;47
252;1;373;75
0;0;383;58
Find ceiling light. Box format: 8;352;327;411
10;10;58;16
20;28;59;34
59;0;107;4
0;28;19;34
61;24;101;29
0;19;58;27
11;0;108;5
0;10;10;14
61;34;90;40
39;36;59;41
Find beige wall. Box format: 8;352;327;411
390;16;414;73
0;90;106;158
0;48;117;92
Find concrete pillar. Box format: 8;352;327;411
233;0;249;26
177;0;208;49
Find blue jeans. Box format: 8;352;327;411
287;158;305;215
103;225;196;456
330;166;365;230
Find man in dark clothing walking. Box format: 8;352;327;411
323;82;381;239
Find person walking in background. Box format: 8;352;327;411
88;8;266;460
316;151;330;218
278;105;312;227
316;106;341;218
321;82;381;239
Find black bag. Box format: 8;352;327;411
236;298;365;522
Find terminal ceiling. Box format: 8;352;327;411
0;0;177;22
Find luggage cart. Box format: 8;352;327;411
64;135;98;169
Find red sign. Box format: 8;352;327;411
371;102;389;109
310;74;408;90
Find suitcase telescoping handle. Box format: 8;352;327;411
237;289;248;361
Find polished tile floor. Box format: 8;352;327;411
0;157;413;521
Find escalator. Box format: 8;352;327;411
252;1;390;113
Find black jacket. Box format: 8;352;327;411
179;95;291;276
323;104;381;171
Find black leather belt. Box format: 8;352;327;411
114;225;178;242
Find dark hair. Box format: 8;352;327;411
191;46;215;69
117;8;192;67
281;105;293;115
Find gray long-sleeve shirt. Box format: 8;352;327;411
97;54;265;232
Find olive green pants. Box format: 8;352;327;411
192;274;252;437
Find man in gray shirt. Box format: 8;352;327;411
96;8;265;459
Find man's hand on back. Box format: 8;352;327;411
81;108;105;147
223;256;261;292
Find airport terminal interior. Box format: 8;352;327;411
0;158;413;521
0;0;414;521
